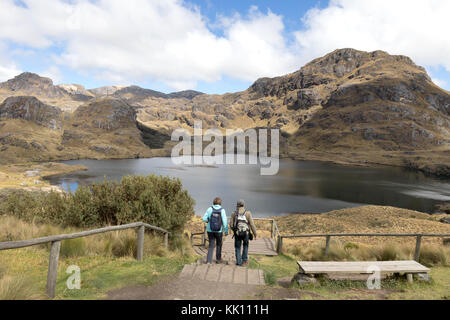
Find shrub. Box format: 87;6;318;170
1;175;195;234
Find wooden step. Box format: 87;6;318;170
180;263;265;285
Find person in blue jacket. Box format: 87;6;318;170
202;197;228;264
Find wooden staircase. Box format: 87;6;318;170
180;262;265;285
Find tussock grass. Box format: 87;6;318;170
0;275;43;300
0;216;198;300
285;239;450;267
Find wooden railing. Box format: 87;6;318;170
277;233;450;261
0;222;171;299
190;217;281;249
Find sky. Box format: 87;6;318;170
0;0;449;94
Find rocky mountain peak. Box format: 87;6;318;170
0;72;54;91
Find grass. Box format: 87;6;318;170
248;253;450;300
0;216;198;300
283;239;450;267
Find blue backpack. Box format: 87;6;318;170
209;207;223;232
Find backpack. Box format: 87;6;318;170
234;210;249;238
209;207;223;232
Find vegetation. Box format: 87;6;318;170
0;175;195;234
284;240;449;267
0;215;197;300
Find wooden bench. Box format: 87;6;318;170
297;260;430;283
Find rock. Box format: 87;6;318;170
440;217;450;224
292;273;318;286
0;96;62;129
73;97;137;131
26;170;40;177
89;145;117;154
276;117;289;125
417;273;431;282
0;72;68;99
62;130;84;144
31;141;47;150
0;134;30;149
288;88;322;110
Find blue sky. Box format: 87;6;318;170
0;0;449;93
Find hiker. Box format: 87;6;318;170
230;200;257;266
202;197;228;264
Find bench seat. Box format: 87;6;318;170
297;260;429;282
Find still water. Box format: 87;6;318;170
48;158;450;217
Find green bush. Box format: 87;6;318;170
1;175;195;234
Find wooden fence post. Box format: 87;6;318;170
136;225;145;261
164;232;169;249
271;220;275;239
414;235;422;262
46;241;61;299
325;236;331;256
277;235;283;254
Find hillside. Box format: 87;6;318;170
0;96;163;164
0;49;449;175
275;206;450;244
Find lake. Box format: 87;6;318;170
47;157;450;217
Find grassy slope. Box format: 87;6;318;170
0;216;197;300
275;206;450;245
0;249;195;300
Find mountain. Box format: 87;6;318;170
0;95;167;163
0;74;204;112
0;48;449;175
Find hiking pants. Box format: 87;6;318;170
234;233;249;266
207;232;223;263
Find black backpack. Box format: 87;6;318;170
209;207;223;232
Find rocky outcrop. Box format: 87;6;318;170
167;90;204;100
0;73;67;99
0;96;62;130
73;97;137;131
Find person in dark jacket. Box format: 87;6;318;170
202;197;228;264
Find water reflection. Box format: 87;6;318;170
47;158;450;217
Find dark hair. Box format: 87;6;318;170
213;197;222;205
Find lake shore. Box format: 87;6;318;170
0;162;87;191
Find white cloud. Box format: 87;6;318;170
0;0;298;90
0;42;21;81
431;78;447;89
41;66;62;84
294;0;450;71
0;0;450;90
